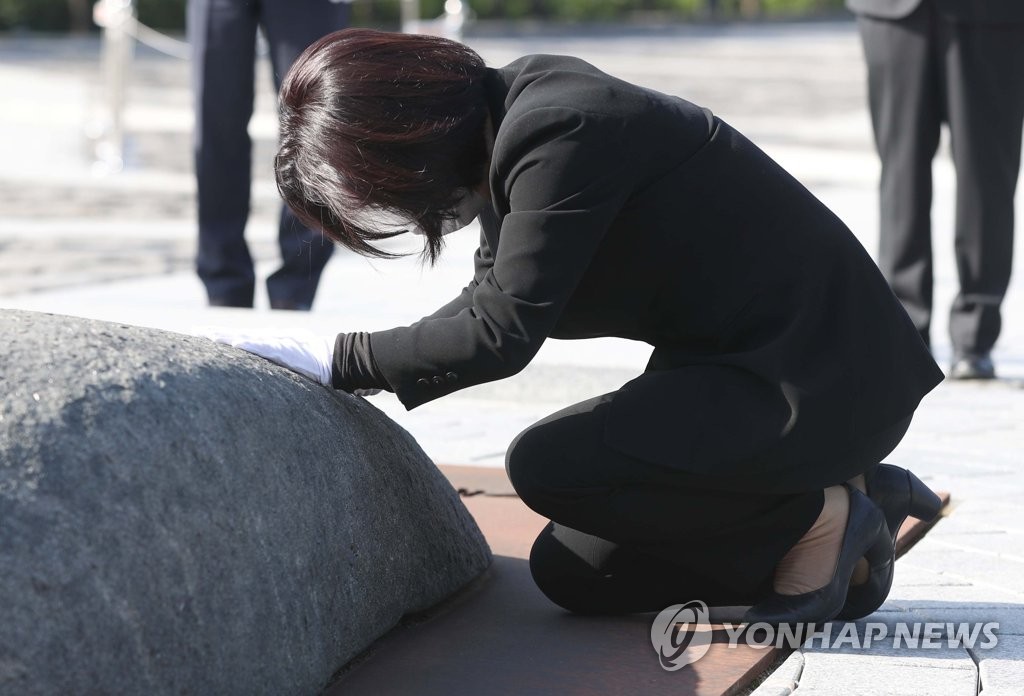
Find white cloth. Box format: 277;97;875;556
191;326;336;388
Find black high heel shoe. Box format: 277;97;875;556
836;465;943;620
743;486;892;626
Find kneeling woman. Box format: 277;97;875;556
226;29;944;624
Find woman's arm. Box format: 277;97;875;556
208;112;632;402
367;107;635;409
330;223;495;393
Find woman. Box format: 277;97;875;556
214;29;944;624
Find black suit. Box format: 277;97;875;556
847;0;1024;356
365;56;942;606
187;0;350;309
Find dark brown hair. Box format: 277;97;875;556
276;28;491;263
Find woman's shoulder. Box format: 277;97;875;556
496;53;705;125
491;54;709;163
492;54;653;143
496;54;632;108
498;53;606;77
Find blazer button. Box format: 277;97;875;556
432;375;444;386
445;371;458;383
416;378;430;388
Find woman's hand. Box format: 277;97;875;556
191;326;337;388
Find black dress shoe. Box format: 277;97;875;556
836;465;942;620
208;296;254;309
269;300;313;311
743;486;892;626
949;353;996;380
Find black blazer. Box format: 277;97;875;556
846;0;1024;22
369;55;942;481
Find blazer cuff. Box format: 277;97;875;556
331;332;392;392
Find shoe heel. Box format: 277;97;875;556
906;470;942;521
862;507;895;568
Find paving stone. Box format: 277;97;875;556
923;533;1024;564
752;688;793;696
795;648;978;696
750;651;803;696
885;584;1024;607
941;502;1024;534
890;564;974;588
977;635;1024;694
899;546;1024;597
901;607;1024;637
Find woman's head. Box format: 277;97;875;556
276;28;491;263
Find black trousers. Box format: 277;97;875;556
187;0;349;308
857;4;1024;354
506;391;912;615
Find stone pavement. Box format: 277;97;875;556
1;23;1023;695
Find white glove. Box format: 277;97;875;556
192;326;335;387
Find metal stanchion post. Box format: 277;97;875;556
93;0;136;173
401;0;466;40
400;0;420;34
442;0;465;40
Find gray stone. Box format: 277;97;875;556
978;635;1024;693
750;650;803;695
890;564;974;588
749;687;793;696
926;532;1024;560
886;584;1023;606
902;606;1024;636
795;646;977;696
899;545;1024;596
0;309;491;695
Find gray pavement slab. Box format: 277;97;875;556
978;635;1024;694
750;651;805;696
882;584;1023;607
794;647;979;696
895;547;1024;600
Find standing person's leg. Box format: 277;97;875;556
259;0;351;310
188;0;259;307
505;392;826;612
942;19;1024;362
857;5;944;347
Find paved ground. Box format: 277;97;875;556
1;23;1023;695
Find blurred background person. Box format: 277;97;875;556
847;0;1024;379
187;0;352;310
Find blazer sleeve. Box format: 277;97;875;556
368;107;634;409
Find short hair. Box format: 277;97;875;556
276;28;491;263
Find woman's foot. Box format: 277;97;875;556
848;474;870;586
836;465;943;620
742;486;891;626
771;485;869;595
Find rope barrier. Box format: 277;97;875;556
124;18;191;61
